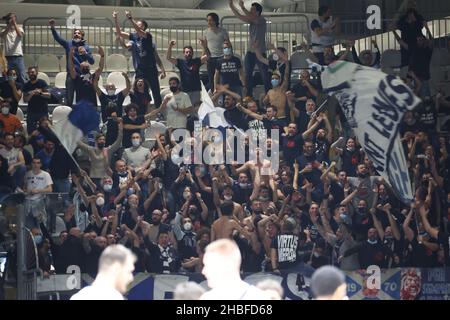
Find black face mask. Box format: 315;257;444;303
97;142;105;149
253;209;263;216
151;219;161;226
29;75;37;81
358;207;367;215
358;172;369;179
169;86;178;93
81;68;90;75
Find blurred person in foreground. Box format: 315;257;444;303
71;244;136;300
311;265;348;300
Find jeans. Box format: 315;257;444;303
206;57;220;92
244;51;270;98
6;56;27;85
137;68;162;107
53;178;71;203
65;73;75;106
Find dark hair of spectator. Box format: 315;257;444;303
207;13;220;27
138;20;148;31
318;5;330;17
251;2;263;15
183;45;194;52
125;103;139;114
220;201;234;216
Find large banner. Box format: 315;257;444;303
41;267;449;299
69;268;450;300
321;61;420;204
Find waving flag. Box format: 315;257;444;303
51;100;100;154
198;82;230;128
321;61;420;204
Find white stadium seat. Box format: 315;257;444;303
24;54;36;69
37;72;51;85
91;53;101;70
106;71;127;89
54;72;67;89
52;105;72;125
106;54;128;72
37;54;60;73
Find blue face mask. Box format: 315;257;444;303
367;239;378;245
34;235;43;245
223;47;232;56
271;79;280;87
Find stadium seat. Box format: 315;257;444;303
290;51;309;70
37;72;51;85
54;72;67;89
106;54;128;72
91;53;101;70
143;121;168;149
432;48;450;67
381;49;401;72
52;105;72;125
160;53;175;72
37;54;60;73
106;71;127;89
128;56;134;72
59;55;66;72
24;54;36;69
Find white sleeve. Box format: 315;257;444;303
45;172;54;186
183;93;192;108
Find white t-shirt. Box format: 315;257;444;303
25;170;53;201
1;27;24;56
70;285;124;300
165;92;192;129
200;280;270;300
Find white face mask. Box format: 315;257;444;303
132;138;141;147
107;89;116;96
224;195;233;201
183;192;191;200
96;197;105;207
239;183;249;189
183;222;192;231
1;107;9;115
103;184;113;192
272;53;279;61
73;38;81;43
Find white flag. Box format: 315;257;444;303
321;61;420;203
198;82;230;128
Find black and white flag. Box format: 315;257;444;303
321;61;420;204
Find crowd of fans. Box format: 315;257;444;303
0;1;449;282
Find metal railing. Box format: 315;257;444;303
23;17;115;55
221;13;311;57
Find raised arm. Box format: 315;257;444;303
166;40;178;65
125;11;147;38
418;204;439;240
94;46;105;77
199;38;210;64
153;46;167;79
370;208;385;241
236;102;264;121
112;11;130;38
383;203;401;241
49;19;68;48
121;72;131;96
229;0;255;24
